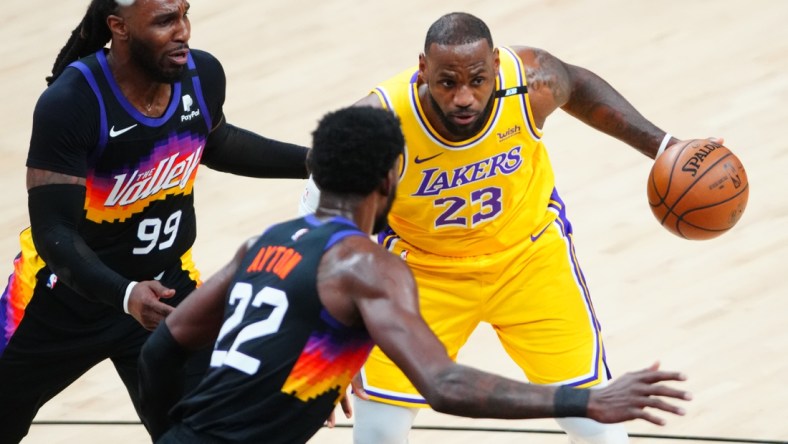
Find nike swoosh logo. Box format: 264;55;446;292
109;124;138;138
414;152;444;164
530;224;551;242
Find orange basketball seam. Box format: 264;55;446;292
673;183;749;237
647;139;693;211
658;140;696;225
660;151;733;224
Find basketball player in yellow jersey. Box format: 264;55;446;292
299;12;698;444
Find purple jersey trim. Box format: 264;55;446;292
364;389;429;405
498;46;541;140
96;50;182;127
69;61;108;153
187;52;213;132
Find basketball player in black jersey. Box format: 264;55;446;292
0;1;309;442
139;106;691;443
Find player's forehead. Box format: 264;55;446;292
131;0;190;18
424;41;494;74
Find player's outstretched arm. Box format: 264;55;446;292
202;115;310;179
334;239;691;423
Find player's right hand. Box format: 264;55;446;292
587;362;691;425
127;280;176;330
350;372;369;401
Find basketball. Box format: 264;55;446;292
647;139;749;240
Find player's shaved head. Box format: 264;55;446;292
424;12;493;53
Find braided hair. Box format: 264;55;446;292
45;0;125;85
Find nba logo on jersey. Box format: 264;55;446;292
46;273;58;290
182;94;194;112
292;228;309;241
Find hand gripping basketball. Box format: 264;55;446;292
647;138;749;240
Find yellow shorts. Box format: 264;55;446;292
362;219;609;407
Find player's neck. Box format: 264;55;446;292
315;195;373;234
106;50;172;117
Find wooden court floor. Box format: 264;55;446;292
1;0;786;442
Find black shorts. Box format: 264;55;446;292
158;423;232;444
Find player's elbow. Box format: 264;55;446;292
422;367;472;416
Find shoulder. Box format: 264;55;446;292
28;68;100;174
190;49;224;76
509;46;567;73
36;67;97;114
31;67;99;137
508;45;572;125
190;49;220;65
322;235;413;292
189;49;226;109
317;234;417;326
189;49;226;92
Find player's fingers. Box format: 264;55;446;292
145;280;176;298
340;393;353;419
639;370;687;384
351;373;369;400
145;304;173;328
325;410;336;428
707;136;725;144
642;396;687;416
158;303;175;318
157;288;177;299
644;383;692;401
636;409;668;426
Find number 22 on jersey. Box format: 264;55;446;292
210;282;289;375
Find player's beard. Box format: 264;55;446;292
372;184;397;235
129;38;186;83
428;90;495;140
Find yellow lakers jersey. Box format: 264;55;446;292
373;47;561;256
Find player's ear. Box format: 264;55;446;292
378;176;391;198
492;47;500;71
418;53;427;83
380;166;398;198
107;14;129;41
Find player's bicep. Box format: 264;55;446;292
353;257;453;391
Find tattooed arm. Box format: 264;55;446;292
514;46;675;159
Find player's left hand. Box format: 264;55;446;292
127;280;176;330
325;388;353;428
588;361;691;425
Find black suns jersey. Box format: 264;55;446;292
172;215;374;444
26;48;224;282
